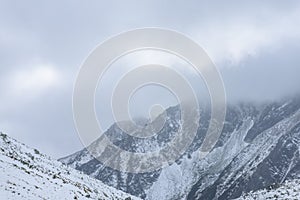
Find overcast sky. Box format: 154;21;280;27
0;0;300;158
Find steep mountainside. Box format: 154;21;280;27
60;96;300;200
0;132;140;200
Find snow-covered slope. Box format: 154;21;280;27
236;179;300;199
0;132;140;200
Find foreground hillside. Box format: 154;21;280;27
0;132;140;200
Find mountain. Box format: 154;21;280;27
235;179;300;199
60;96;300;200
0;132;140;200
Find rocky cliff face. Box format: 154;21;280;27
60;96;300;200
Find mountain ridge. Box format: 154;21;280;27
60;96;300;199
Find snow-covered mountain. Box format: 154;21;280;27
0;132;140;200
60;96;300;200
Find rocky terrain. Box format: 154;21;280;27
236;179;300;200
